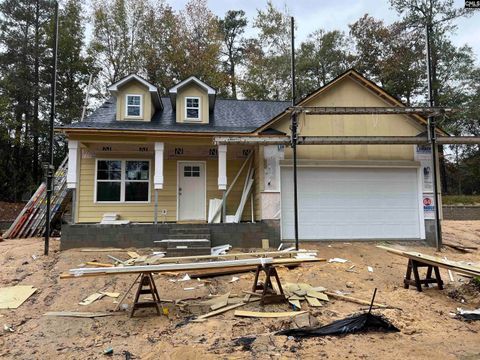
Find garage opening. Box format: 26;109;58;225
280;167;423;240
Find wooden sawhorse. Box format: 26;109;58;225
130;272;162;317
251;263;287;305
404;259;444;292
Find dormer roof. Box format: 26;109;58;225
169;76;216;110
108;74;163;110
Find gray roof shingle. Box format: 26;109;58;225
59;97;290;133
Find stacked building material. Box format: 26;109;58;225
3;157;69;239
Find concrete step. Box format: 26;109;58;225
166;247;211;257
158;239;211;248
167;234;211;240
168;227;211;235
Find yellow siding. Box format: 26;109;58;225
76;148;253;223
115;81;152;121
272;77;424;161
176;83;209;124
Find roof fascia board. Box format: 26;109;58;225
58;128;282;138
108;74;157;92
169;76;216;95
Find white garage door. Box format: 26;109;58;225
280;167;422;240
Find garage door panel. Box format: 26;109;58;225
281;167;421;240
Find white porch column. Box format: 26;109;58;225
218;144;227;190
154;142;164;189
67;140;79;189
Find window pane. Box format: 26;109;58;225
97;182;121;201
192;166;200;177
125;182;149;201
186;108;199;118
97;160;121;180
127;96;141;105
186;98;199;107
127;105;140;116
126;161;149;180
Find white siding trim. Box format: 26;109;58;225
67;140;79;189
218;145;227;190
154;142;164;190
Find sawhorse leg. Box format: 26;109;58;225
404;259;444;292
251;264;286;305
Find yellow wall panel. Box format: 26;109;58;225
76;148;255;223
272;76;423;162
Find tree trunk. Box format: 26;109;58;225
230;62;237;99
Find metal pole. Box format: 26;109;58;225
290;17;299;250
154;189;158;224
45;1;59;256
425;23;442;251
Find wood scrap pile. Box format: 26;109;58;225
185;292;261;322
283;283;329;309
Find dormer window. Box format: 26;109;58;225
126;94;142;118
185;96;200;121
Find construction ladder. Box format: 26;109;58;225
3;157;70;239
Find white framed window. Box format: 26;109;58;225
185;96;200;121
95;159;150;203
125;94;142;118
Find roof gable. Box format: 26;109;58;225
169;76;216;111
254;69;445;135
107;74;163;110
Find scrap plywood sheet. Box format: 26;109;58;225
0;285;37;309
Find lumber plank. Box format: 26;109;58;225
324;291;387;308
78;248;125;252
0;285;37;309
147;250;320;264
305;296;322;307
443;242;477;251
234;310;307;318
63;258;323;279
210;292;230;311
44;311;117;318
79;292;104;305
306;290;329;301
377;246;480;277
193;302;246;321
288;299;301;308
85;262;114;268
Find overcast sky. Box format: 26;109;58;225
164;0;480;63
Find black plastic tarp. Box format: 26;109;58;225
277;288;399;337
276;312;399;337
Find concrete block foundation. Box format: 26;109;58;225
60;220;281;250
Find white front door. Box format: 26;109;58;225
178;162;206;221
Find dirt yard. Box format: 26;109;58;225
1;221;480;360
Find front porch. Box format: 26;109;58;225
67;138;261;225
